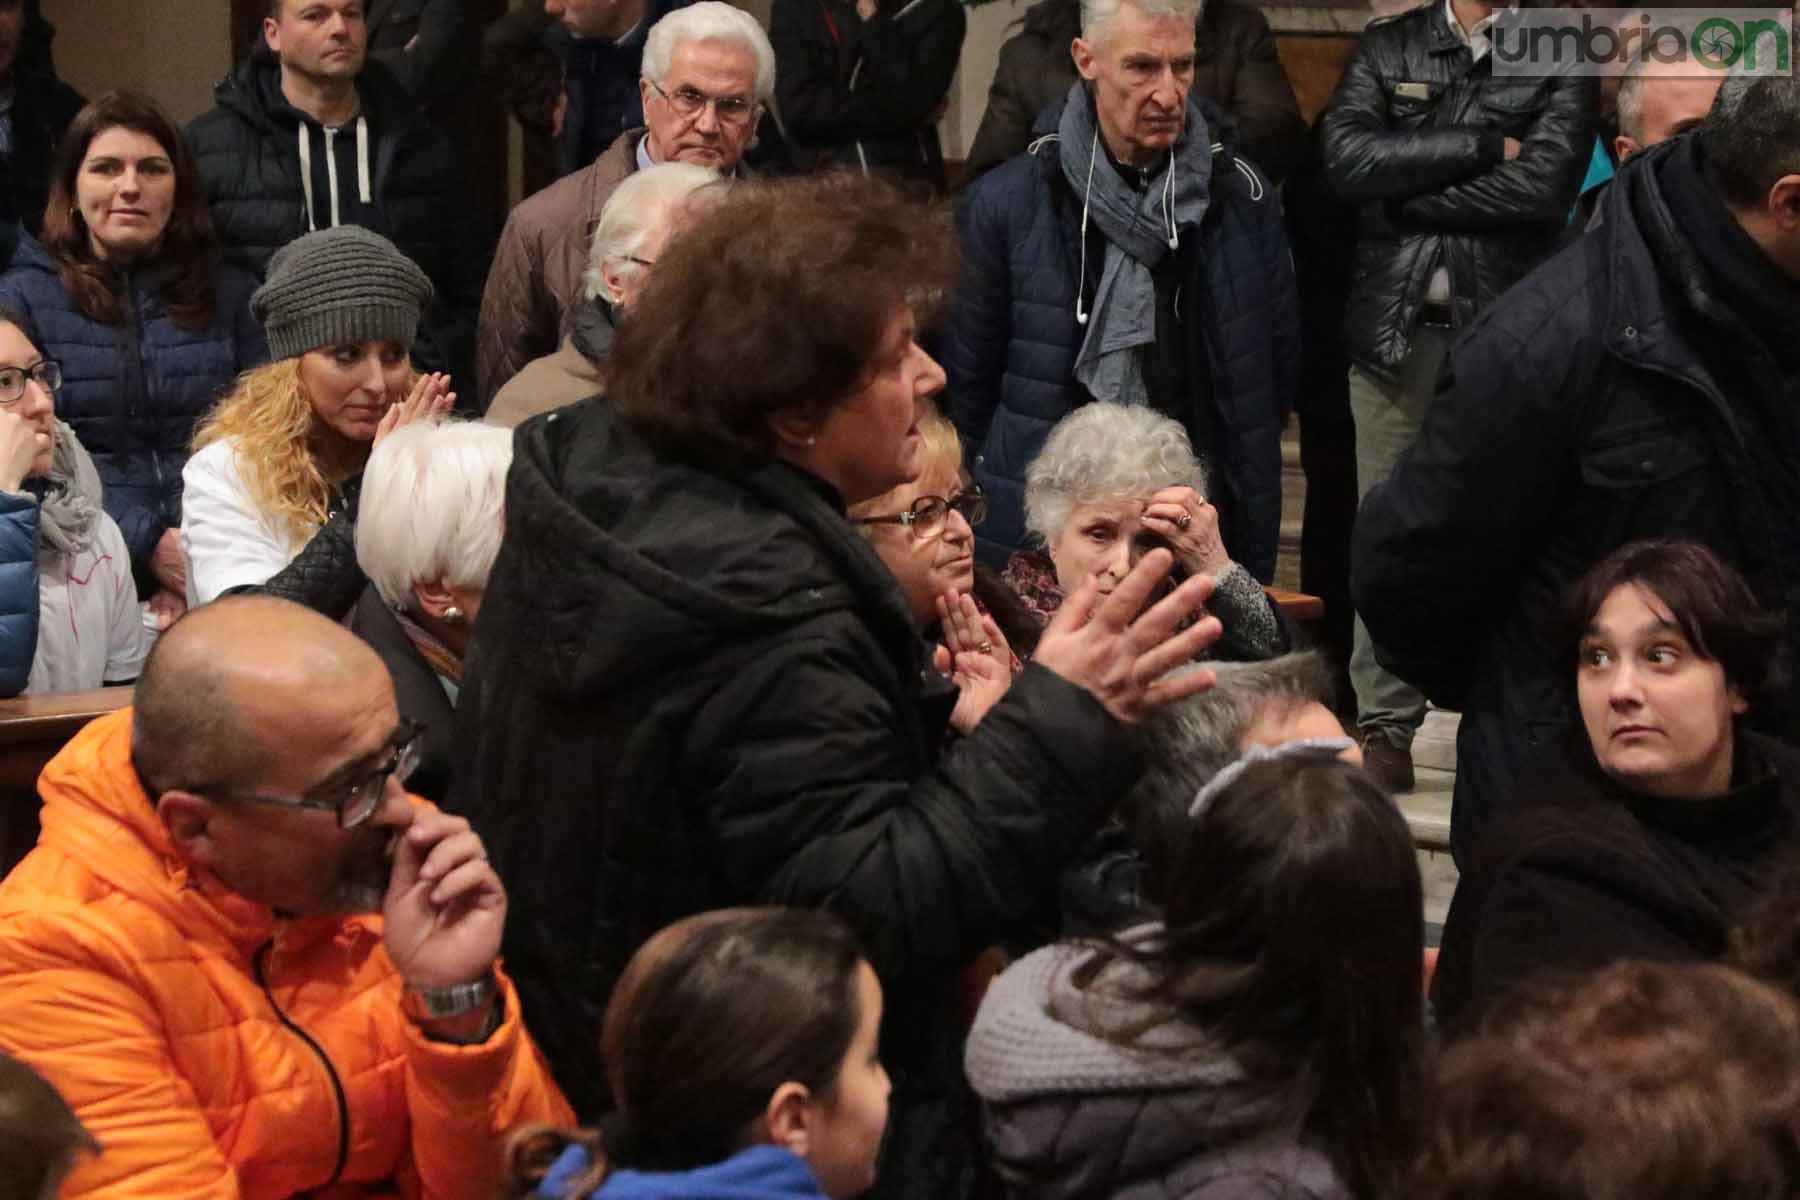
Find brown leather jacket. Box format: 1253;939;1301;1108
961;0;1306;186
475;127;639;405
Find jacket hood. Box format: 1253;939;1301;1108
966;940;1343;1198
31;709;284;954
542;1144;828;1199
1021;0;1078;41
967;939;1245;1103
498;403;915;701
570;295;617;365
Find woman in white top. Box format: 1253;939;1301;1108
0;314;153;696
181;225;451;610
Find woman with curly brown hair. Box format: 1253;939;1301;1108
181;224;451;611
0;90;266;624
456;172;1224;1196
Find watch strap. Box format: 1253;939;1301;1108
402;971;498;1021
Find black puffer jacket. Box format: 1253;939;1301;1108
771;0;966;190
184;52;491;392
961;0;1305;187
1320;1;1597;379
1351;136;1800;862
966;940;1350;1199
449;402;1142;1198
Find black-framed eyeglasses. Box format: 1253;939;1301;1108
646;77;758;127
0;360;61;406
851;487;987;540
208;719;425;830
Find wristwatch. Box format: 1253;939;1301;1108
402;971;497;1022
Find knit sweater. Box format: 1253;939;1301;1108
966;940;1348;1200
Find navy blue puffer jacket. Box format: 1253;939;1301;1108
0;491;40;698
944;95;1299;581
0;236;266;574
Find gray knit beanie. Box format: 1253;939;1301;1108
251;225;435;361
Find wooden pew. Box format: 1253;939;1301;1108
0;688;132;875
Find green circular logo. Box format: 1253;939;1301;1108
1693;18;1743;70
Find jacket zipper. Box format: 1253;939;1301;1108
253;938;351;1191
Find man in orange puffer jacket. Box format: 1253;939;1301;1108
0;596;572;1198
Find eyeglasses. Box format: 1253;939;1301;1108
0;360;61;406
646;77;758;127
851;488;987;540
209;719;425;830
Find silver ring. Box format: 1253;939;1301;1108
1176;513;1192;531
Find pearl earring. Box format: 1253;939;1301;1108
444;605;465;624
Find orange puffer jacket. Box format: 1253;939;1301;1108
0;709;573;1199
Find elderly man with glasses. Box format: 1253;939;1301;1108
0;595;570;1199
476;0;775;406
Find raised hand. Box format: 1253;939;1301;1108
935;590;1015;733
1033;549;1222;724
375;372;456;446
0;410;47;493
1140;486;1232;580
382;807;505;989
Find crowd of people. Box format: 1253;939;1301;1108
1;0;1800;1195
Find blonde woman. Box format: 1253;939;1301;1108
182;227;451;610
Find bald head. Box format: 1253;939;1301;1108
132;596;389;795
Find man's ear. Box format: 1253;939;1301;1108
1768;173;1800;232
761;1082;815;1157
1613;133;1641;164
1071;35;1099;82
157;791;219;865
262;16;282;56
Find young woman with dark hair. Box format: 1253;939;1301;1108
503;908;889;1199
1433;538;1800;1036
0;89;266;625
966;750;1426;1200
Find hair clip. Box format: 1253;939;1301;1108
1187;737;1358;818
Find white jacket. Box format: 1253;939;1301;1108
180;439;308;607
27;509;154;694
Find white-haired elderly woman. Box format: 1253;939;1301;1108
347;419;513;802
1004;402;1286;662
488;163;720;428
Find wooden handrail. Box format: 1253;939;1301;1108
1266;586;1325;623
0;688;133;743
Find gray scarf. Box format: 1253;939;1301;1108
1057;84;1213;407
35;421;104;562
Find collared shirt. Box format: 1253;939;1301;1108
1443;0;1513;63
636;130;658;170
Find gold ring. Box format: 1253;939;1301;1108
976;641;994;655
1176;513;1192;531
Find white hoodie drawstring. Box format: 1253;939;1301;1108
297;125;317;232
323;126;343;227
356;115;372;204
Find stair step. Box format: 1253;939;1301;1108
1414;707;1460;773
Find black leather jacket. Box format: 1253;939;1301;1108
1321;1;1597;378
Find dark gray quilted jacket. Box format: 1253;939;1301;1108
966;941;1349;1200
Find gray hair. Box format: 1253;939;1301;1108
1023;402;1206;546
584;162;722;302
1615;57;1652;144
642;2;777;104
1080;0;1203;44
1704;72;1800;209
1121;651;1336;893
355;420;514;611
